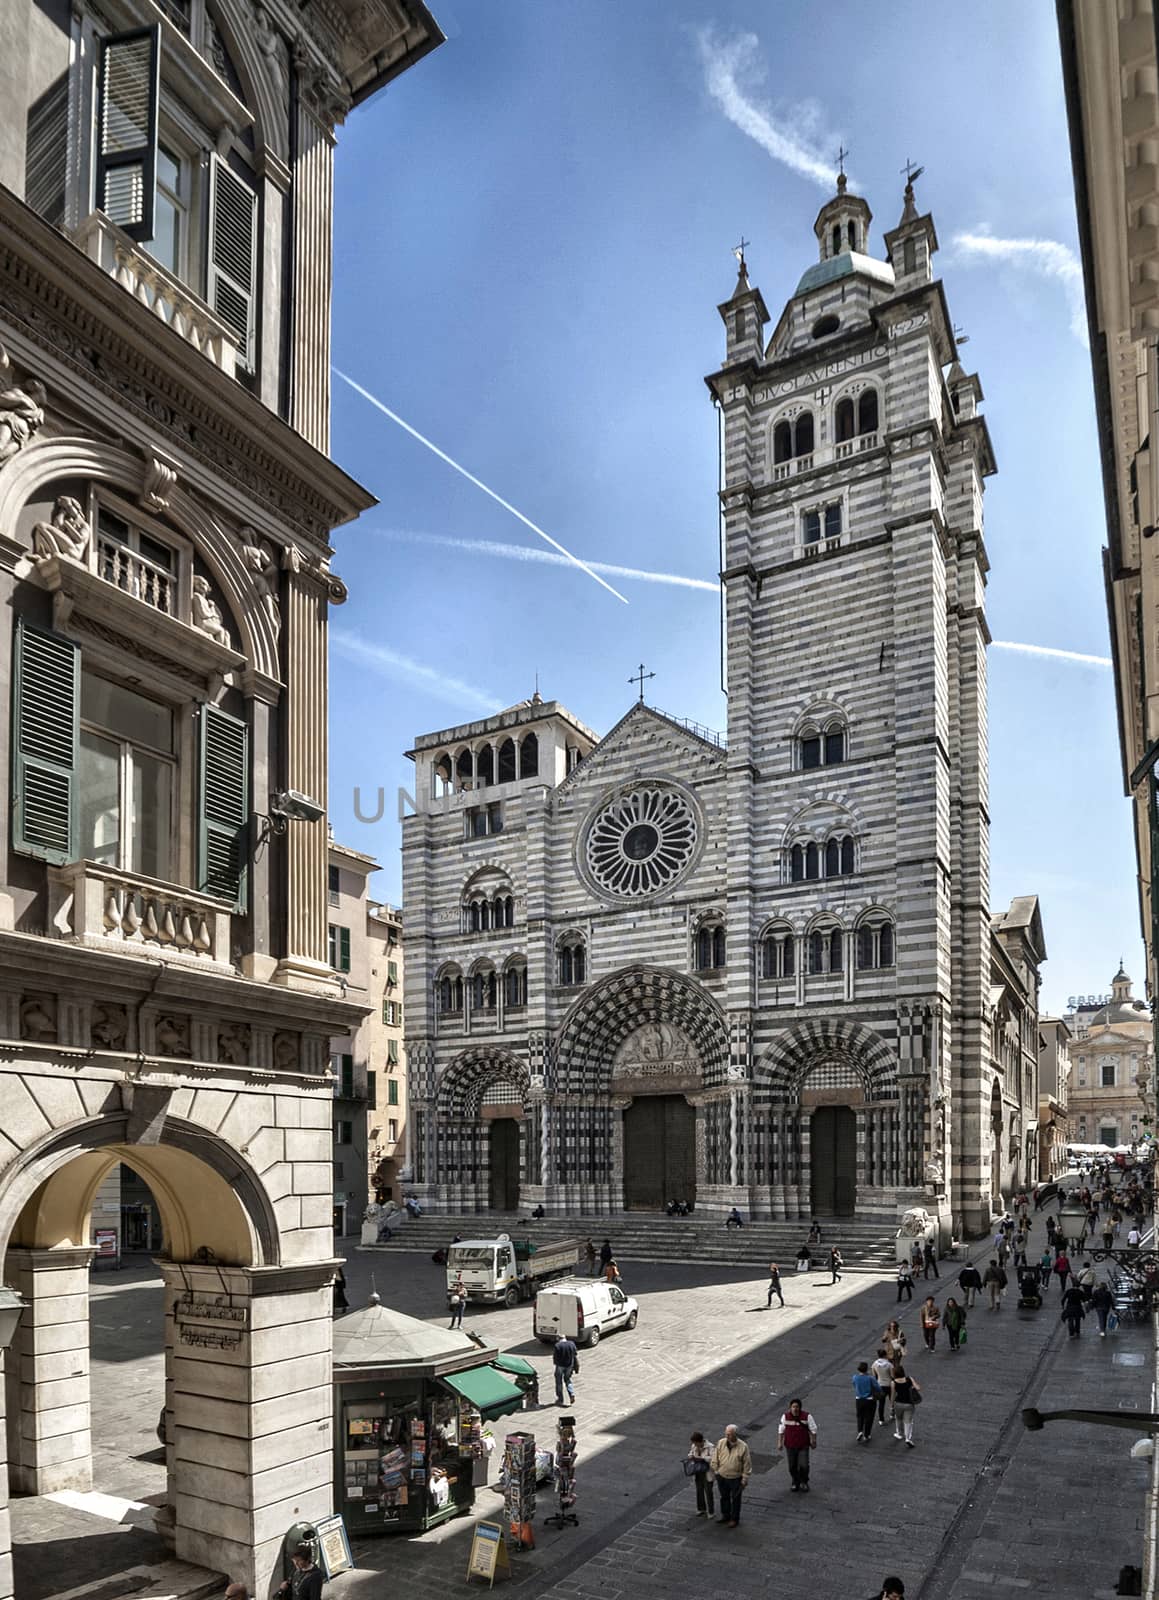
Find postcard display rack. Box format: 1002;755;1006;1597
502;1431;537;1549
341;1392;485;1533
543;1415;578;1530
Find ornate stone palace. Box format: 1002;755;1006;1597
0;2;441;1596
403;175;1045;1240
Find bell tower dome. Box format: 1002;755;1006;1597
812;173;873;261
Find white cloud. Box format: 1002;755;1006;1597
992;640;1110;668
696;28;843;192
375;529;721;594
331;631;506;714
332;368;629;604
953;232;1088;347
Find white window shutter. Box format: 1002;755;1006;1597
208;154;258;372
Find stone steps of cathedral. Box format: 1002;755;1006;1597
357;1213;901;1271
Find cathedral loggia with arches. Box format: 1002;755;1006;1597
402;174;1045;1238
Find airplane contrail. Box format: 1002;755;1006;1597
332;630;505;713
374;528;721;593
992;640;1111;668
332;368;629;605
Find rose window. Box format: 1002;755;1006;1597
583;786;698;898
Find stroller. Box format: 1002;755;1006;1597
1017;1265;1043;1309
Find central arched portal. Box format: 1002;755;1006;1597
622;1096;695;1209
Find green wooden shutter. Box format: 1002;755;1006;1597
388;1039;399;1067
208;154;258;371
96;26;161;242
12;620;79;864
387;1072;399;1100
340;1054;354;1098
339;926;351;972
197;704;248;910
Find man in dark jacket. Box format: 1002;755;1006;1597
1091;1279;1114;1336
276;1547;323;1600
1061;1281;1087;1338
957;1261;982;1309
552;1334;579;1405
766;1262;784;1307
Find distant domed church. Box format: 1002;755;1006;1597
401;174;1044;1237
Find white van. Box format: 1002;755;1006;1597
533;1278;638;1347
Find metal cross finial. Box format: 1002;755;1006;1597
837;144;849;178
901;157;925;187
629;662;655;703
953;323;970;347
733;236;750;267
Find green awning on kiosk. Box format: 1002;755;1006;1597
492;1353;536;1379
439;1365;525;1421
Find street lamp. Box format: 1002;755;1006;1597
1059;1192;1088;1252
0;1285;27;1349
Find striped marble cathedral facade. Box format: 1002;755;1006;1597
402;175;1037;1237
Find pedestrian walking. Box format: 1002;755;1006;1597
332;1267;349;1317
552;1333;579;1405
1112;1210;1123;1239
909;1241;923;1277
996;1236;1010;1270
1045;1213;1058;1247
276;1546;323;1600
922;1239;940;1279
1053;1250;1071;1295
882;1320;907;1363
603;1258;622;1286
829;1247;844;1284
685;1431;714;1517
865;1580;906;1600
890;1365;921;1447
852;1362;879;1442
448;1278;465;1329
957;1261;982;1309
896;1260;914;1302
1038;1247;1053;1287
982;1258;1007;1310
942;1296;967;1351
919;1294;940;1352
584;1238;597;1276
777;1398;818;1491
797;1243;812;1272
1077;1262;1096;1301
1061;1281;1086;1338
872;1348;895;1426
767;1262;785;1308
1102;1217;1114;1251
1128;1223;1143;1248
709;1424;752;1526
599;1238;613;1271
1091;1279;1114;1336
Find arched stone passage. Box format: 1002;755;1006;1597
555;964;730;1093
752;1020;912;1220
0;1109;333;1594
434;1049;531;1212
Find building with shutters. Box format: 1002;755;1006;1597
403;174;1043;1240
367;901;407;1204
0;2;442;1595
1038;1015;1073;1180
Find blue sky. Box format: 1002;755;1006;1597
326;0;1137;1017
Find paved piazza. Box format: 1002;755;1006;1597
10;1234;1152;1600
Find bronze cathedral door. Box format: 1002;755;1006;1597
810;1106;857;1216
488;1118;520;1211
622;1097;695;1210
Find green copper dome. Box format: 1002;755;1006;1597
795;251;895;297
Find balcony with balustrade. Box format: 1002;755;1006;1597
48;860;235;974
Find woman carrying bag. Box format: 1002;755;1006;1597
684;1431;714;1517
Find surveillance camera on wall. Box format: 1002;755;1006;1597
271;790;325;824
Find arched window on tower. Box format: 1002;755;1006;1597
734;307;746;342
836;397;855;442
858;389;879;435
805;842;820;880
436;967;464;1015
504;963;527;1008
796;715;848;770
903;237;916;274
825;838;840;878
696;920;726;971
519;732;538;778
433;753;453;798
831;224;841;257
794;412;814;457
808;930;824;974
456;748;474;791
497;738;517;783
790;844;805;883
558;935;586;987
808;923;844;975
840;836;855;875
847;221;858;251
773;421;792;464
829;928;844;972
476;746;494;786
761;925;796;979
857;917;895;970
824;721;846;765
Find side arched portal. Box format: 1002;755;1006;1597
434;1048;531;1213
754;1019;916;1221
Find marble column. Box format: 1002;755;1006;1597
161;1261;335;1597
289;80;337;453
4;1247;95;1494
274;555;344;991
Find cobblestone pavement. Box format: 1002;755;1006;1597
10;1236;1155;1600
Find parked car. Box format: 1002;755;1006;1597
533;1278;638;1347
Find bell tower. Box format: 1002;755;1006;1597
707;171;999;1234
